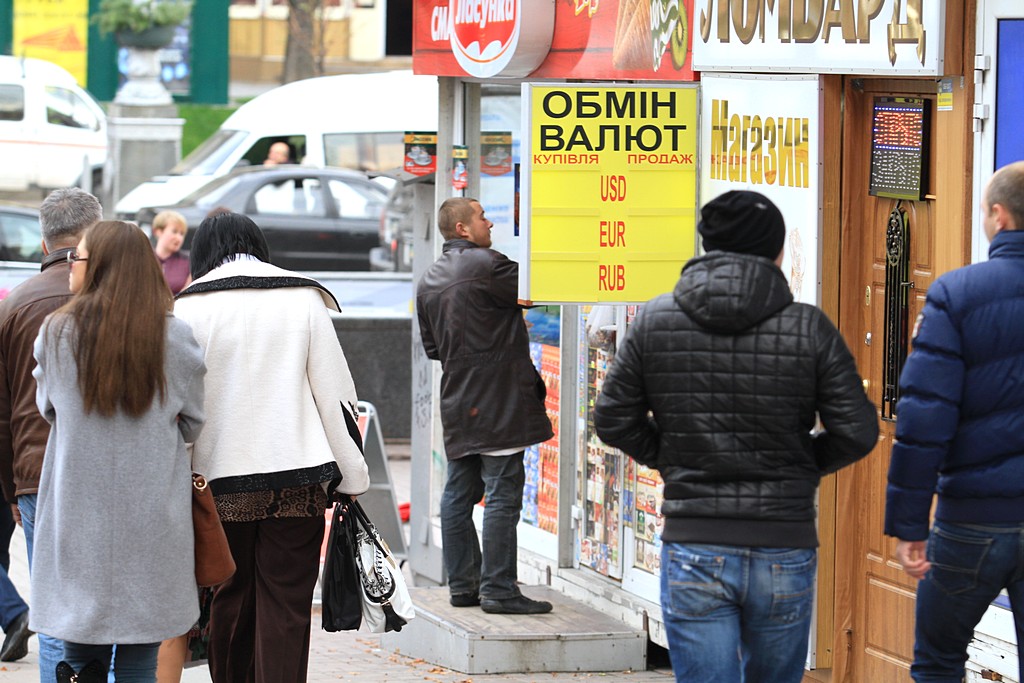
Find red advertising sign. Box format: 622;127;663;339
404;131;438;177
414;0;695;81
422;0;554;77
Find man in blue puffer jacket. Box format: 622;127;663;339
885;160;1024;683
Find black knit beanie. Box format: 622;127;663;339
698;190;786;260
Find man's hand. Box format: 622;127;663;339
10;503;20;526
895;539;931;579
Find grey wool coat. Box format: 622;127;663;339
28;314;206;645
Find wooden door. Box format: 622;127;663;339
832;76;970;683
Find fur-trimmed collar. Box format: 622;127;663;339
176;259;340;311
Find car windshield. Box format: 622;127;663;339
180;175;245;209
170;129;248;175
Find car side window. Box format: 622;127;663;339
324;132;405;172
241;136;307;168
252;177;327;217
0;213;44;263
328;179;385;219
0;85;25;121
45;86;100;130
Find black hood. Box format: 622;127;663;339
673;251;793;333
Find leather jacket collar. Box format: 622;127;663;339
40;247;74;272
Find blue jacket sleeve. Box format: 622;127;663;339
884;280;965;541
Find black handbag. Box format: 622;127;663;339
321;500;414;633
321;501;364;632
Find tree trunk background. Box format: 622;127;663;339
283;0;319;84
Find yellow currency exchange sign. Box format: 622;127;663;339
523;84;698;303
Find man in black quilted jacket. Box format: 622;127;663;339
594;190;878;683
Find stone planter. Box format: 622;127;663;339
113;27;176;106
115;25;176;49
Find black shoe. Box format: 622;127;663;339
0;609;32;662
450;592;480;607
480;595;553;614
55;659;108;683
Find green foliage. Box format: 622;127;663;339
178;103;238;157
92;0;193;36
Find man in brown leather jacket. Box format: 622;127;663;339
0;187;101;681
416;197;553;615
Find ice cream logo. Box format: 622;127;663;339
449;0;520;78
613;0;689;71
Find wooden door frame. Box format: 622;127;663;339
828;69;975;683
814;73;844;672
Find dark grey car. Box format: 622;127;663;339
0;204;43;300
136;165;389;272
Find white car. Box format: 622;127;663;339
114;70;438;219
0;56;108;192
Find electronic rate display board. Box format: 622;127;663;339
869;97;930;200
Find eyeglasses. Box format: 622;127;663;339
67;250;88;265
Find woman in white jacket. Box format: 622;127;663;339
173;212;369;683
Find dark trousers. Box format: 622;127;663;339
209;515;323;683
440;452;525;600
0;503;28;631
911;521;1024;683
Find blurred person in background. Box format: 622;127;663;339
152;210;192;294
262;142;292;167
30;221;206;682
0;187;102;683
174;212;369;683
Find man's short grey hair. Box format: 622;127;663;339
39;187;102;250
986;161;1024;231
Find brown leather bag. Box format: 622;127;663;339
192;473;236;587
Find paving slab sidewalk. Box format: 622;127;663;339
3;445;672;681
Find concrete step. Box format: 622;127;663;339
381;586;648;674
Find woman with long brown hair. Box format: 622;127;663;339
28;221;206;683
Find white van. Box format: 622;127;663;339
114;70;439;218
0;56;108;192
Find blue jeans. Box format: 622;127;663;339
440;452;525;600
62;642;159;683
912;521;1024;683
660;543;816;683
1;503;29;631
19;494;64;683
